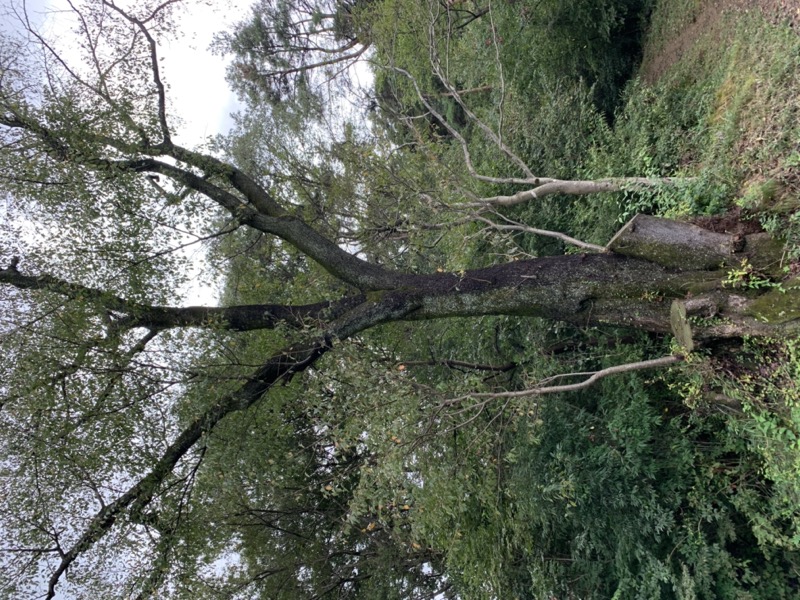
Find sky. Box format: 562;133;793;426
3;0;377;307
146;0;253;304
148;0;251;148
0;4;291;598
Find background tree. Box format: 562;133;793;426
219;0;373;105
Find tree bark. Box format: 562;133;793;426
607;214;785;273
0;264;366;332
338;215;794;341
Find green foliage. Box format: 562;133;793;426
616;173;733;221
202;3;800;596
220;0;371;105
722;258;783;292
492;0;654;116
711;339;800;549
760;211;800;262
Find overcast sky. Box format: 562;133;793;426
3;0;256;306
151;0;252;147
138;0;253;304
7;0;251;146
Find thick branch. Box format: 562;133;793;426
122;157;404;290
0;263;364;331
45;293;421;599
1;112;403;291
607;214;785;273
466;177;689;207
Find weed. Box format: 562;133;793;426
737;179;780;211
723;258;783;291
760;211;800;262
619;172;731;221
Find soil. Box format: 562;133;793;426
690;206;764;236
641;0;800;84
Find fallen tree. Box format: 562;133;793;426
0;1;797;598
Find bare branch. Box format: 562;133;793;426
427;3;533;177
387;9;692;210
443;355;684;406
473;214;606;253
386;65;541;186
465;177;689;207
398;358;516;372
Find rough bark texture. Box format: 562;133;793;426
607;214;785;273
0;265;366;332
379;216;798;341
5;201;797;600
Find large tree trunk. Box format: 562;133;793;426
377;216;798;342
606;214;785;273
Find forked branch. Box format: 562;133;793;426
102;0;173;143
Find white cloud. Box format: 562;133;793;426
159;0;251;147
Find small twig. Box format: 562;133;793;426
398;359;516;372
385;65;539;186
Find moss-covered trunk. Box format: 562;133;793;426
384;216;799;342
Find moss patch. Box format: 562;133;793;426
746;284;800;323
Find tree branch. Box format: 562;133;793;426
386;66;540;186
427;7;530;178
71;149;403;291
102;0;171;144
466;177;689;207
472;214;606;253
398;358;516;372
44;294;421;599
443;355;684;406
0;261;365;331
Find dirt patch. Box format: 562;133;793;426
734;0;800;30
690;207;764;236
640;3;726;85
640;0;800;85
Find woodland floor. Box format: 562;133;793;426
641;0;800;84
